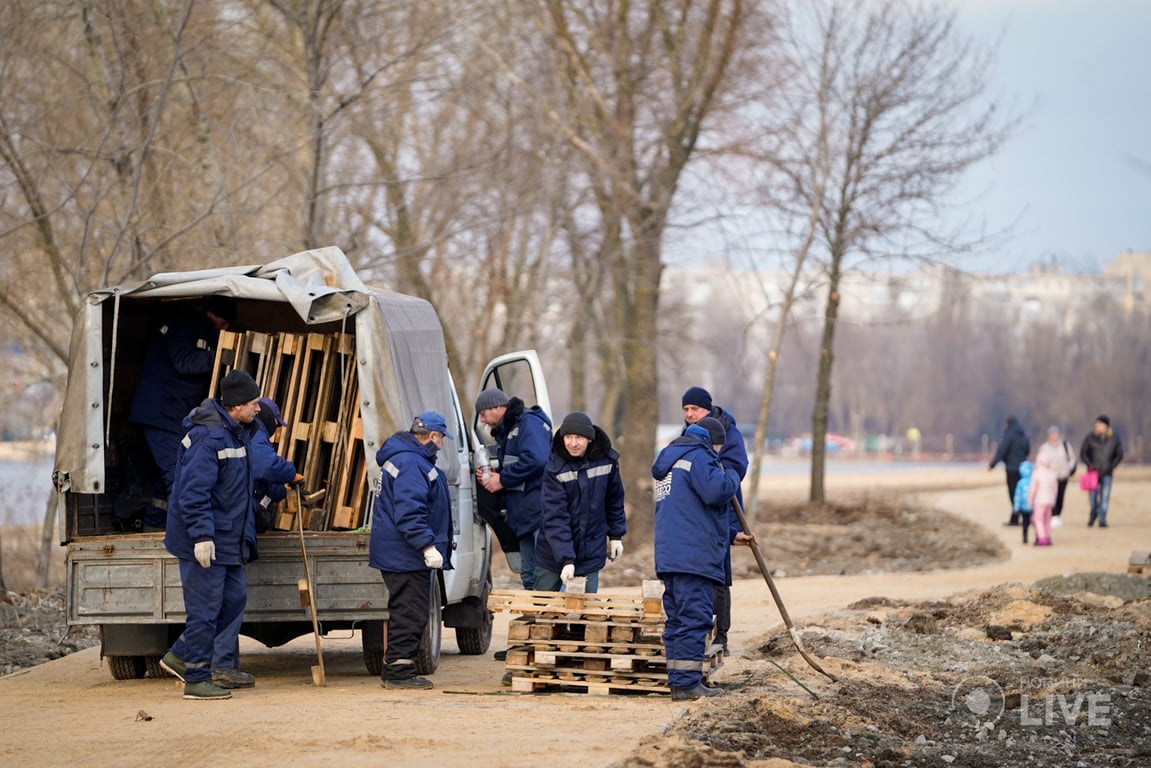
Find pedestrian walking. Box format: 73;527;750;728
1027;453;1059;546
1013;460;1034;544
1080;415;1124;527
1035;425;1076;529
988;415;1031;526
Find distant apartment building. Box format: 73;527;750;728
662;250;1149;333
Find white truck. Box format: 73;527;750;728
52;247;549;679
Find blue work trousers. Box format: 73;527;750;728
662;572;717;689
172;559;246;683
517;530;538;590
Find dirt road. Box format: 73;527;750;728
3;467;1147;768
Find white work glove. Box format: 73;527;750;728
560;564;575;585
193;540;215;569
609;539;624;561
423;546;444;569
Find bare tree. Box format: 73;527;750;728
483;0;760;535
760;0;1014;501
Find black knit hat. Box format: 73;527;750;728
220;370;260;407
559;411;595;440
682;386;713;411
696;416;726;446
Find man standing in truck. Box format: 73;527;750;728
161;369;261;700
130;296;237;531
369;412;453;690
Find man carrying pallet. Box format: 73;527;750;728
652;417;753;701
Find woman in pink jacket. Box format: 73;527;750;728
1027;452;1060;546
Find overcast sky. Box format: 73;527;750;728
674;0;1151;276
954;0;1151;273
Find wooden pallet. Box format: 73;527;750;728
492;581;722;695
488;586;665;623
207;328;366;532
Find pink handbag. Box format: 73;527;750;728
1079;469;1099;492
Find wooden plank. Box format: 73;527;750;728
506;616;535;641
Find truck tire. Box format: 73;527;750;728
414;579;442;675
361;619;385;676
145;656;165;679
108;655;147;680
455;580;493;655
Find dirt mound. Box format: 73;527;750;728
623;577;1151;768
735;498;1010;578
0;589;99;676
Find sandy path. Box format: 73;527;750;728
2;466;1147;768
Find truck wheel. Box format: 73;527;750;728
108;655;147;680
145;656;165;679
455;580;493;655
415;579;442;675
361;620;385;676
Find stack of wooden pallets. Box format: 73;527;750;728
487;580;723;695
210;329;369;531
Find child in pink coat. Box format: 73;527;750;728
1028;452;1059;546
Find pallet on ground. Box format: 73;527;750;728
487;587;664;623
494;581;724;695
1130;550;1150;575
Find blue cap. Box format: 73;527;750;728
413;411;454;439
258;397;286;427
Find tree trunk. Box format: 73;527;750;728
615;243;663;544
37;494;55;589
810;283;841;503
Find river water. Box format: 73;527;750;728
0;455;56;527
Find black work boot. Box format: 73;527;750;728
381;659;433;690
670;684;725;701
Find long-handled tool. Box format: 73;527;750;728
732;497;837;683
295;486;328;686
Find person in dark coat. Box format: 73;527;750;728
250;397;301;534
204;397;300;687
652;417;754;701
130;296;236;531
368;411;453;690
988;415;1032;526
535;411;627;594
474;387;552;589
1080;414;1124;527
160;369;260;700
680;386;748;655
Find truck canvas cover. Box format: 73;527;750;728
54;246;459;499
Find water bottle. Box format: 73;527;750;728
477;445;491;482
